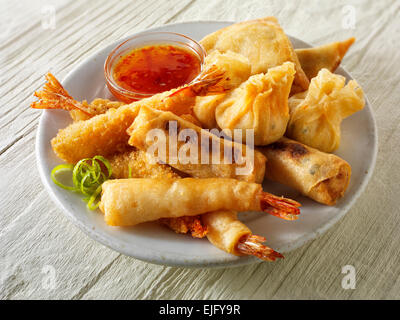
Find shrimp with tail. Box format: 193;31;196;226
202;211;284;262
236;234;284;261
31;64;230;164
99;178;300;225
31;73;125;121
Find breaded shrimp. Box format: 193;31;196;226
159;216;208;239
44;65;229;163
108;148;208;238
109;147;179;180
31;73;125;121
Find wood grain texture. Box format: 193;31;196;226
1;0;400;299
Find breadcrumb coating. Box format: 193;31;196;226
108;148;208;238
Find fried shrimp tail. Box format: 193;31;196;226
236;234;283;261
166;64;229;98
260;192;301;220
162;64;231;116
31;73;93;115
202;211;282;261
31;73;125;121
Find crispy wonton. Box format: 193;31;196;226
200;17;309;92
286;68;365;153
295;37;355;81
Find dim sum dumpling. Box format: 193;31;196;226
295;37;355;80
200;17;309;92
193;50;252;129
287;68;365;153
215;62;295;145
204;50;252;88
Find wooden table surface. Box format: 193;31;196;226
1;0;399;299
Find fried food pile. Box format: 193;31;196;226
32;17;364;261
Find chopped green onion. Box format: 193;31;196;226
128;166;132;179
87;185;103;210
51;164;78;191
51;156;112;210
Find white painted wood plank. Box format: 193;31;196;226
1;0;400;299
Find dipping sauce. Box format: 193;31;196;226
112;45;201;95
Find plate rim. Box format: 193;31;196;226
35;20;378;268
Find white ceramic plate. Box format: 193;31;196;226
36;21;377;268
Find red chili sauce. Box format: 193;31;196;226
112;45;201;95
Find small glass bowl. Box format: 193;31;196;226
104;32;206;103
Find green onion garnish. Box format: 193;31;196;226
128;166;132;179
51;155;112;210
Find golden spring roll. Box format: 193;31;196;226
127;106;267;183
99;178;300;226
259;137;351;206
110;152;282;257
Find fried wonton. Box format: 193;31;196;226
200;17;309;92
193;50;252;129
215;62;295;145
286;68;365;153
295;37;355;81
205;50;252;88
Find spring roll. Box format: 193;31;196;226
259;137;351;205
99;178;300;226
127;106;266;183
